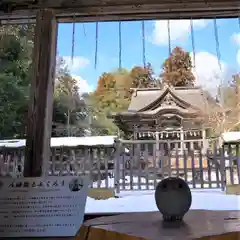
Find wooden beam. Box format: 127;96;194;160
24;9;58;177
0;1;240;22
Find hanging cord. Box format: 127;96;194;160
167;19;172;74
213;18;222;72
83;23;86;36
94;22;98;69
167;20;172;56
214;18;223;103
190;19;200;88
191;19;207;111
238;16;240;29
190;19;196;69
71;15;76;65
214;17;225;129
118;21;122;70
141;20;146;68
167;19;172;57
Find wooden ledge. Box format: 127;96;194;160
225;184;240;195
88;188;115;200
78;210;240;240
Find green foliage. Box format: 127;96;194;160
0;25;33;138
0;24;92;138
53;73;85;136
0;74;29;138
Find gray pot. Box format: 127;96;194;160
155;177;192;221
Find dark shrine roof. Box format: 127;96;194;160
111;86;221;119
128;87;216;112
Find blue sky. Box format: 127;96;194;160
57;18;240;94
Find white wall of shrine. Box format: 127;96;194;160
136;129;203;139
134;128;208;153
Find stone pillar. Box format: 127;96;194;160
24;10;58;177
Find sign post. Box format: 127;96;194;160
0;176;89;238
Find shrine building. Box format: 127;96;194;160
111;86;221;154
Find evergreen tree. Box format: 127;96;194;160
0;25;33;138
161;47;195;87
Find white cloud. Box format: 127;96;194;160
152;19;208;45
237;51;240;66
190;51;227;96
231;32;240;66
62;56;90;73
232;32;240;45
71;75;94;94
152;19;225;96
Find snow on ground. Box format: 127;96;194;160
0;136;117;148
92;172;239;190
85;189;240;213
88;175;240;213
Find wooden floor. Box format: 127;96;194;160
79;210;240;240
1;211;239;239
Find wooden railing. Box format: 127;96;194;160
114;139;240;193
0;146;116;189
0;139;239;193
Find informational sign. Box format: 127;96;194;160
0;176;89;238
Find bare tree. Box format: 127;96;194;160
205;74;240;136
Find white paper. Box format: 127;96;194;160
0;176;89;237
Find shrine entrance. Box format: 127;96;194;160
0;0;238;178
114;138;240;193
0;2;240;240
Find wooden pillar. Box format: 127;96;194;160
155;131;159;150
155;131;161;168
133;125;138;140
24;10;58;177
180;128;184;155
202;129;207;153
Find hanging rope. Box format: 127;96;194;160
71;15;76;65
167;20;171;56
190;19;196;69
94;22;98;69
118;21;122;70
83;23;86;36
238;16;240;29
213;18;222;72
141;20;146;68
213;18;224;107
167;19;172;74
190;19;199;89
